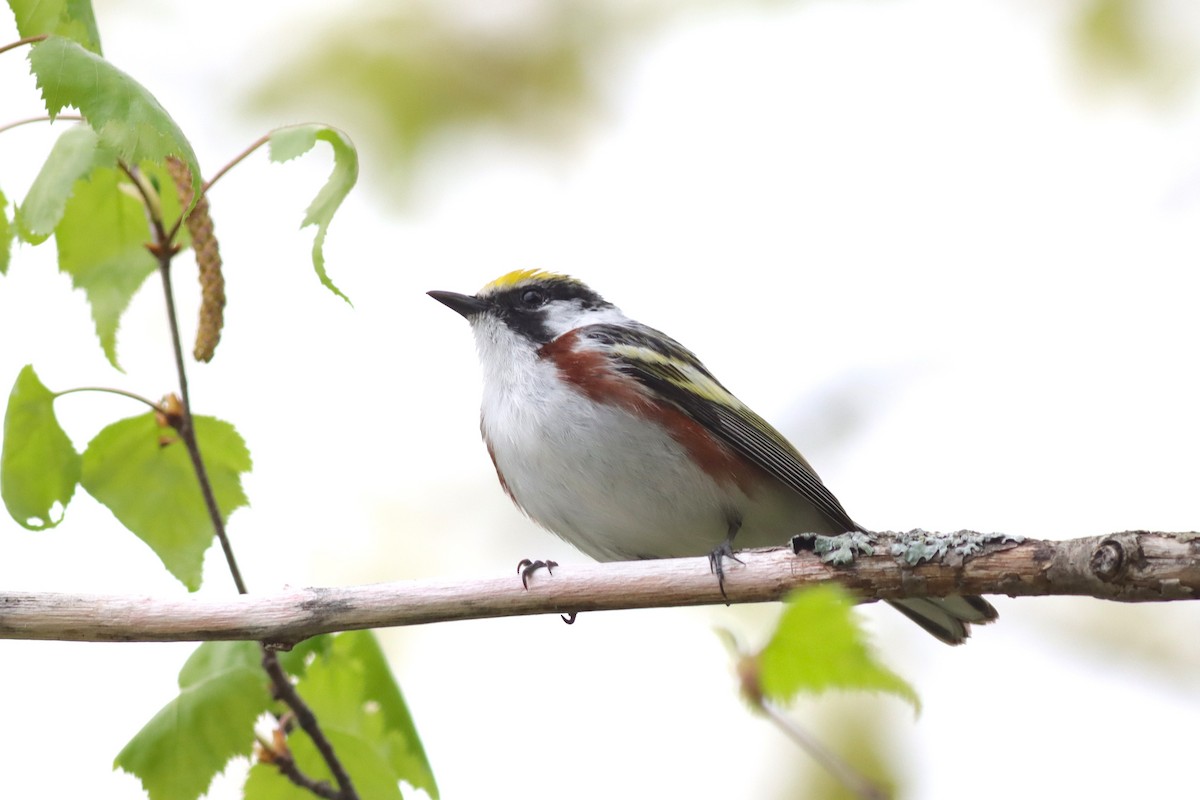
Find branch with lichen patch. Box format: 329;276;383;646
0;530;1195;644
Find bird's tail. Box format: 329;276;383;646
887;595;998;645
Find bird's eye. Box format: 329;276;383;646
520;289;546;307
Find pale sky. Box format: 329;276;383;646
1;1;1198;798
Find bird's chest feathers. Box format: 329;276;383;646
481;351;626;469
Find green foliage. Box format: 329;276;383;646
247;5;598;193
267;124;358;304
116;634;434;800
15;128;189;366
10;0;102;53
54;164;158;367
275;633;335;678
0;188;11;275
0;365;80;529
16;124;104;244
29;35;200;199
80;413;251;590
245;632;439;800
115;641;272;800
789;699;902;800
756;585;920;714
3;6;421;799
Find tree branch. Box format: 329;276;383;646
1;530;1195;644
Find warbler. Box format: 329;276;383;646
429;270;997;644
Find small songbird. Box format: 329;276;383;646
429;270;996;644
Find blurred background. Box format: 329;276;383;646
2;0;1199;797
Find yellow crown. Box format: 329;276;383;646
481;269;576;294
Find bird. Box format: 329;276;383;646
429;270;997;644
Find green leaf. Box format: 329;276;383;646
28;36;199;199
16;124;106;244
246;631;438;800
116;641;271;800
179;641;264;687
757;585;920;714
245;730;405;800
0;188;12;275
268;124;358;304
55;164;158;368
332;631;437;796
1;365;81;529
11;0;103;53
80;413;252;590
275;633;334;679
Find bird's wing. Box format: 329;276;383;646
576;323;860;532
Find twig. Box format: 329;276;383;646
262;651;358;799
270;753;341;800
0;532;1194;643
122;158;248;596
131;160;357;799
759;702;889;800
0;114;83;134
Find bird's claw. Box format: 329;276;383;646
517;558;558;589
707;541;744;601
517;559;579;623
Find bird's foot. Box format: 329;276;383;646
707;541;744;601
516;559;577;624
516;558;558;589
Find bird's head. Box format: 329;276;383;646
428;270;628;349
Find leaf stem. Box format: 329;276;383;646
0;114;83;135
203;134;270;196
759;701;890;800
54;386;166;414
0;34;47;57
165;134;269;243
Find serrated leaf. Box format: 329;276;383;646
247;631;438;800
0;189;12;275
80;413;251;591
28;36;199;199
1;365;80;529
757;585;920;713
55;164;158;368
11;0;102;53
116;641;271;800
16;124;107;244
267;124;357;303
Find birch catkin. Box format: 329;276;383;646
166;156;225;362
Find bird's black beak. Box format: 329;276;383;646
427;290;489;319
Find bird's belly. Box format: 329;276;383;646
484;389;732;559
483;386;834;560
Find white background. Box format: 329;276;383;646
1;1;1198;798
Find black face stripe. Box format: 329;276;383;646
487;278;612;344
